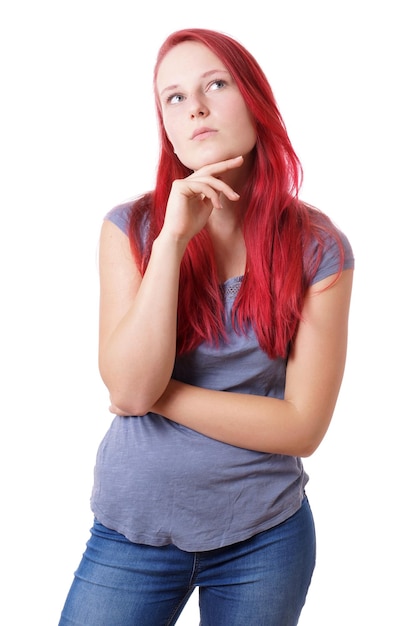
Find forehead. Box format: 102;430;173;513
156;41;227;91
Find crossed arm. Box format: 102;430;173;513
98;218;353;457
152;268;353;456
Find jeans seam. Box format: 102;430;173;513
165;552;199;626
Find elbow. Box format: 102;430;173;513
279;413;330;457
109;389;155;416
281;400;334;457
267;431;322;458
102;376;156;416
283;437;321;458
99;355;173;416
100;364;157;416
298;439;321;458
296;421;332;457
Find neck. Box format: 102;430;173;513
215;149;254;206
206;150;253;281
206;209;246;283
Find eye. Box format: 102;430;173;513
166;93;184;105
208;79;227;91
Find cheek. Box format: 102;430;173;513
164;122;184;155
161;111;176;142
235;111;257;148
230;100;256;137
163;126;187;160
162;120;174;144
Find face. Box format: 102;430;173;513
156;41;257;171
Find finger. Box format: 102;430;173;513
186;183;223;209
184;180;236;209
189;156;243;178
185;175;240;203
195;155;244;177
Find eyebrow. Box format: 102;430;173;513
159;69;231;97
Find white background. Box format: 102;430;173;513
1;1;415;624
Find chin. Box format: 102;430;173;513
189;153;238;172
178;146;234;171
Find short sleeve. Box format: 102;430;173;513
310;228;355;285
104;201;135;235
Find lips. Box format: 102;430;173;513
191;127;217;140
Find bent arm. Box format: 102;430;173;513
99;158;244;414
98;220;186;414
152;269;354;456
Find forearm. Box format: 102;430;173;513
100;233;186;414
99;160;246;415
152;380;331;457
150;272;351;455
149;272;352;455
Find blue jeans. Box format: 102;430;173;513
59;497;315;625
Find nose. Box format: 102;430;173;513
192;109;207;118
189;94;209;119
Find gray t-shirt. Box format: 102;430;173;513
91;200;354;552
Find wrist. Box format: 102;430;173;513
153;229;188;259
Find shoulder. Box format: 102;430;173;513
104;193;153;248
304;205;355;285
104;198;138;235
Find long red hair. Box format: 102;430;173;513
129;28;343;358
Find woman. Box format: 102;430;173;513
59;28;354;625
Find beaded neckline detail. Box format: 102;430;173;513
220;275;244;300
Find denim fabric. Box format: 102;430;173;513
59;497;315;626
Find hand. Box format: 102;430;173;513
161;156;243;244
